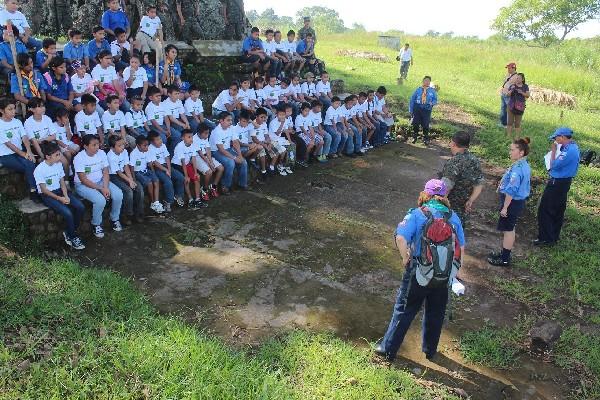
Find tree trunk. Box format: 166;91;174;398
21;0;248;41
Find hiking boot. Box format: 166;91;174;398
92;225;104;238
112;220;123;232
487;254;510;267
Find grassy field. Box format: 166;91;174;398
316;31;600;395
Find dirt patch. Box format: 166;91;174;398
336;49;391;62
73;105;571;399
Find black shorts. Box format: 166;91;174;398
240;54;269;65
496;194;526;231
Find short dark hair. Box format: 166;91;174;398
239;109;251;121
68;29;82;38
106;94;120;104
42;38;56;49
92;26;105;34
81;93;97;106
55;107;69;119
164;44;178;54
251;27;260;33
189;85;200;93
143;51;156;64
306;33;313;38
255;107;267;117
358;92;367;98
82;134;100;146
48;56;66;71
229;81;239;89
344;95;354;104
218;111;231;121
321;70;329;76
452;131;471;148
147;5;157;11
166;85;180;94
265;29;274;35
108;134;124;148
114;27;126;37
0;97;16;112
97;49;112;61
376;86;387;95
281;77;291;85
300;102;311;111
311;100;322;108
331;96;340;103
423;75;432;81
287;30;295;36
136;136;148;145
254;76;264;85
198;123;211;134
147;86;161;97
16;53;31;68
27;97;44;109
182;128;193;137
147;131;160;141
131;95;144;104
276;105;286;114
40;141;61;157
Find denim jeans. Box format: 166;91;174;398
189;117;216;133
0;153;36;190
155;166;185;203
500;95;508;127
324;125;341;154
75;181;123;226
349;123;364;152
336;122;354;154
41;189;85;238
211;148;248;189
373;121;387;146
109;175;144;217
400;61;410;79
380;263;449;361
319;95;332;112
319;131;332;155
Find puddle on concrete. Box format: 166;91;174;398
75;143;569;400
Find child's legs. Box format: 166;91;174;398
319;96;332;111
107;181;123;222
514;113;523;133
324;126;340;154
0;154;37;190
169;167;185;199
189;118;200;133
167;126;183;154
321;131;332;155
41;190;84;238
109;175;134;216
75;183;106;226
503;230;516;250
173;165;192;199
212;151;235;188
155;169;175;204
227;148;248;188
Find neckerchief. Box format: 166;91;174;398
165;59;175;85
422;199;449;213
22;71;40;98
421;86;428;104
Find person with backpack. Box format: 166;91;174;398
375;179;465;362
506;73;529;137
487;138;531;267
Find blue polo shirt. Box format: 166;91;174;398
409;87;438;113
41;73;73;101
242;36;263;55
296;39;309;54
101;9;130;32
87;39;111;61
499;158;531;200
63;41;89;61
10;70;43;98
395;202;465;254
143;64;156;84
549;141;580;179
0;40;27;66
159;60;182;80
34;50;49;70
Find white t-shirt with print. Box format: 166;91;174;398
0;118;25;156
232;123;253;145
24;115;56;140
125;109;147;129
192;134;210;155
91;65;118;85
315;80;331;96
212;89;235;111
129;147;151;172
107;149;129;175
294;114;312;133
264;84;280;106
75;110;102;136
301;82;316;96
71;73;94;103
184;97;204;117
123;66;148;90
162;98;185;119
309;110;323;128
101;110;126;133
172;141;197;166
73;150;108;184
148;143;170;165
252;122;268;142
0;10;30;34
139;15;162;37
145;101;166;126
324;106;340;126
237;88;257;108
34;161;64;193
53;122;75;145
209;124;232;151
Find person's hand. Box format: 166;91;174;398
551;141;558;152
25;151;35;162
401;247;411;267
60;196;70;205
129;180;137;189
500;207;508;218
184;176;190;184
465;199;475;213
235;155;243;164
101;187;111;199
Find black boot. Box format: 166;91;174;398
412;126;419;144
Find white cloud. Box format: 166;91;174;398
244;0;600;38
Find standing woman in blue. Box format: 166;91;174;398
488;137;531;267
375;179;465;361
535;127;580;246
409;76;438;145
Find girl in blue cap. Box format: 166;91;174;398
375;179;465;362
488;137;531;266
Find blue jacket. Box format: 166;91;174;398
241;36;263;55
395;202;465;255
296;39;312;55
549;141;580;179
500;158;531;200
409;86;437;114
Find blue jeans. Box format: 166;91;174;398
129;126;148;138
337;122;354;155
319;131;332;155
109;175;144;217
41;189;85;238
380;263;448;361
75;182;123;226
189;117;216;133
319;95;332;113
211;148;248;189
324;125;341;154
349;123;364;152
0;153;36;190
374;121;387;146
269;58;282;77
500;95;508;126
155;166;185;203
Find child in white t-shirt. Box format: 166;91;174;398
238;77;258;113
193;124;223;201
185;85;215;132
23;97;56;159
301;72;317;103
53;108;80;166
147;131;184;211
129;135;163;214
123;54;148;99
125;95;150;138
172;129;204;209
34;141;86;250
75;94;104;144
135;5;163;54
101;94;132;148
267;107;291;176
211;82;241;122
107;135;144;224
73;134;124;237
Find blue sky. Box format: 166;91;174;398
245;0;600;39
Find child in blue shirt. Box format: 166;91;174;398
34;38;57;73
409;76;438;145
0;25;27;75
101;0;130;43
63;29;89;72
488;137;531;267
11;53;44;106
42;56;76;119
159;44;189;93
87;26;111;69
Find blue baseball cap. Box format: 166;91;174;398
549;127;573;140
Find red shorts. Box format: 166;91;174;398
186;163;199;182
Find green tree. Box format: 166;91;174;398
295;6;347;34
247;8;294;31
492;0;600;47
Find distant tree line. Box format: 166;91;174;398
246;6;349;34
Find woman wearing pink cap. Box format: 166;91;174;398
375;179;465;362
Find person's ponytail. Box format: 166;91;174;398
514;137;531;156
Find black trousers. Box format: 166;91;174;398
537;177;572;242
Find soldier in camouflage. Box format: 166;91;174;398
298;17;317;43
440;132;484;222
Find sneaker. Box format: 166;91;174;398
195;198;209;208
318;155;328;163
92;225;104;238
163;202;172;213
112;220;123;232
355;151;365;156
210;187;219;198
150;201;164;214
278;167;288;176
70;236;86;250
201;190;210;202
487;254;510;267
188;199;197;209
62;232;72;247
284;166;293;174
174;196;185;207
297;160;308;168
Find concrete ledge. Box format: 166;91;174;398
192;40;243;57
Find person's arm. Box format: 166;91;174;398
165;156;172;176
141;81;148;99
39;181;66;202
217;143;235;159
125;68;135;87
39;53;53;70
465;184;483;213
6;141;34;161
500;193;513;217
409;91;417;115
395;235;411;267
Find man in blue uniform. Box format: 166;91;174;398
409;76;438;145
535;127;580;246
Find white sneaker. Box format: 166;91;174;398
112;220;123;232
278;166;287;176
151;201;164;214
92;225;104;238
284;166;293;174
163;201;172;213
70;236;86;250
174;196;185;207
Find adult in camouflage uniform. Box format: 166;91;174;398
440;132;484;222
298;17;316;43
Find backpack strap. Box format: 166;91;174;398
42;72;52;86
